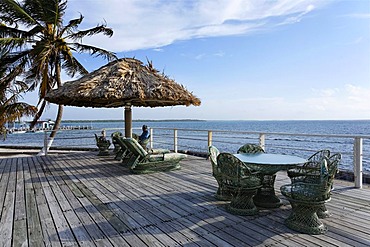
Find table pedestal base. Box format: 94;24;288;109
253;174;283;208
285;200;327;235
226;187;259;216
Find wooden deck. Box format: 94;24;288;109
0;152;369;247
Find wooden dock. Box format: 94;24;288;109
0;152;369;246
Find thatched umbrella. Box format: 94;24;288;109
45;58;201;137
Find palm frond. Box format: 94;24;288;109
60;14;83;35
61;53;88;77
67;24;114;40
71;43;117;61
1;102;37;123
0;0;36;27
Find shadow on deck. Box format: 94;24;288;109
0;151;369;246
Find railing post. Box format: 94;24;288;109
259;133;265;151
208;131;212;147
150;128;153;150
44;131;48;156
354;137;363;189
174;129;178;153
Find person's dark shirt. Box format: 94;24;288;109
139;130;149;141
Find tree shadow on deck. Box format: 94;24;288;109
27;154;297;246
49;188;295;246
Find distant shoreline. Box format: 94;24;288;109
62;119;206;123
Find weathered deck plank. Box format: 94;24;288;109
0;151;370;247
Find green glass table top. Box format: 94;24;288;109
234;153;307;166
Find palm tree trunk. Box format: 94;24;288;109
38;61;64;155
29;100;46;129
50;104;63;139
38;104;63;155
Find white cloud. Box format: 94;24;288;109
66;0;330;52
302;84;370;118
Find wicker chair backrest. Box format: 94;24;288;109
208;146;220;171
327;153;341;179
307;150;330;163
302;149;330;170
217;153;251;185
237;143;265;154
217;153;262;189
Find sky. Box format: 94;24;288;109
24;0;370;121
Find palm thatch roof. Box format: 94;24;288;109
45;58;201;108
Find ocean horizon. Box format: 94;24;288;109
3;119;370;174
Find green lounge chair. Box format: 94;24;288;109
217;153;262;215
112;136;130;161
122;138;186;174
111;131;123;154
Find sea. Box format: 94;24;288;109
2;120;370;174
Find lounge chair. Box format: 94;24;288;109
111;131;123;154
217;153;262;215
208;146;232;201
122;138;186;174
112;136;130;161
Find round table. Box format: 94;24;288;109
234;153;307;208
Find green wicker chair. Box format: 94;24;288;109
316;153;341;218
238;143;289;208
287;150;331;184
208;146;232;201
94;134;111;156
237;143;265;154
287;150;340;218
280;157;338;235
122;138;186;174
217;153;262;215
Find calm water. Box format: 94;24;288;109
2;120;370;173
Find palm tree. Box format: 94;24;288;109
0;51;37;139
0;0;116;150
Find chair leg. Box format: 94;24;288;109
285;200;327;235
226;188;258;216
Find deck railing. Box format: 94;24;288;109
41;127;370;189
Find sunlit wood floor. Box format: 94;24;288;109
0;151;369;247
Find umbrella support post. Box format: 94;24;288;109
125;105;132;138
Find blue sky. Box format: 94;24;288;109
26;0;370;120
